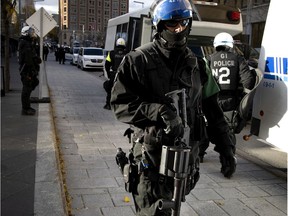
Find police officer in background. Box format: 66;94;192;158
58;45;66;64
18;26;41;115
103;38;127;110
209;32;256;111
110;1;236;215
199;32;256;162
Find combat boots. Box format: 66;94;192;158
22;107;36;115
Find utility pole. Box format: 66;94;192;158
246;0;253;45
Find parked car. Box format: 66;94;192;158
72;47;80;65
77;47;104;70
65;47;80;65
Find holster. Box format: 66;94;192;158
184;157;200;195
123;163;138;193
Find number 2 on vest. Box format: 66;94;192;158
212;67;230;84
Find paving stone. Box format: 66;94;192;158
101;206;135;216
110;193;134;207
236;185;270;197
65;168;89;179
69;188;108;195
240;197;287;216
215;187;247;199
87;167;120;178
258;184;288;196
180;202;198;216
67;177;119;189
264;195;287;213
73;207;102;216
215;199;259;216
248;170;279;180
188;200;229;216
82;194;114;208
70;194;85;209
191;188;223;200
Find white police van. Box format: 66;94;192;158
247;0;288;153
105;1;243;54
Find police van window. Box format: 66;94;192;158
187;36;214;57
189;46;203;57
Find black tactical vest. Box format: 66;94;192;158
209;50;239;91
135;42;204;141
111;47;127;72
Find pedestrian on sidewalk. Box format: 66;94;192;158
18;26;41;115
43;43;49;61
110;0;236;215
103;38;127;110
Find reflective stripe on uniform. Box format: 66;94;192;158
106;52;112;62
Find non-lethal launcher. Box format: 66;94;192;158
158;89;192;216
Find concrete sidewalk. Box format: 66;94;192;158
44;54;287;216
1;55;66;216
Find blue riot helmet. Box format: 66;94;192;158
150;0;193;31
150;0;193;50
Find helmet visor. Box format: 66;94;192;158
164;18;190;28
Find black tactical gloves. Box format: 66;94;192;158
159;105;184;138
220;147;237;178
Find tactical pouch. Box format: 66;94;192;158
123;163;138;193
185;158;200;195
31;76;39;90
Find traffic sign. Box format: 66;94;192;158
26;7;57;100
26;7;57;37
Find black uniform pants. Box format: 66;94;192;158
104;72;116;105
201;94;236;154
21;74;39;109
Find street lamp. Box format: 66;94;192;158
134;1;144;8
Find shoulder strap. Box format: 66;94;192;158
202;57;220;99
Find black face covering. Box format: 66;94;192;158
159;27;190;52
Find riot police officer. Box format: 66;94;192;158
209;32;256;111
111;1;236;215
199;32;256;162
18;26;41;115
103;38;127;110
